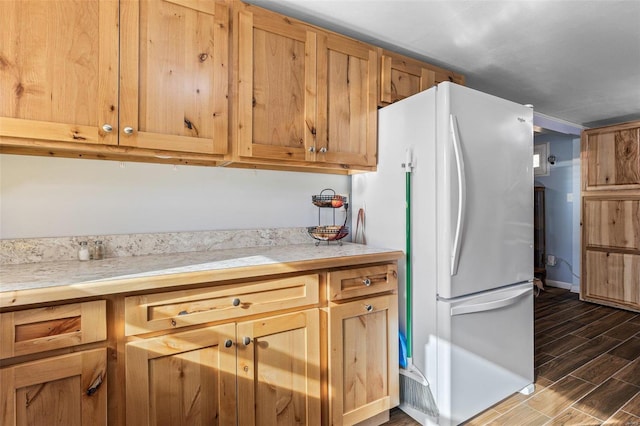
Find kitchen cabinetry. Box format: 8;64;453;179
581;120;640;312
0;301;108;425
1;246;401;425
325;264;399;425
1;0;229;156
379;49;465;106
235;3;377;169
0;0;119;146
125;274;321;425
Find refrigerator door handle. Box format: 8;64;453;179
450;114;467;276
450;287;531;316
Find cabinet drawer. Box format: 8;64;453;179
327;264;397;301
584;199;640;250
0;300;106;359
125;274;319;335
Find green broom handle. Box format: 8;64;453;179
405;169;413;359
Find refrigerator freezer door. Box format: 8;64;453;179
427;282;534;425
436;82;534;299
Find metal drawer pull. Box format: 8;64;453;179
243;336;252;346
102;124;113;132
364;304;373;312
123;126;134;134
224;339;233;348
86;374;103;396
232;298;241;306
362;278;372;286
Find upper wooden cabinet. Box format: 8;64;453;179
119;0;229;155
235;3;377;169
0;0;119;146
317;32;377;167
582;122;640;190
1;0;229;156
379;49;465;106
236;7;317;163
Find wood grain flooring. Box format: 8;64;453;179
385;287;640;425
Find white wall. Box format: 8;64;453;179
0;155;350;239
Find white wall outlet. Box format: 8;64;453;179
547;255;557;266
567;193;574;202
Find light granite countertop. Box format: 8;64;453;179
0;243;402;308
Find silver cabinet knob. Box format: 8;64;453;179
309;146;315;152
123;127;134;135
364;304;373;312
243;336;252;346
362;278;371;287
102;124;113;133
224;339;233;348
319;147;327;153
232;298;241;307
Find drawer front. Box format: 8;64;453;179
327;263;397;301
584;199;640;250
0;300;107;359
125;274;319;335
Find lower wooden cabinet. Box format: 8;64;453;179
327;294;399;425
0;349;107;426
237;309;321;425
126;310;321;426
125;324;238;425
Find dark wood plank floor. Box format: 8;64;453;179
386;287;640;425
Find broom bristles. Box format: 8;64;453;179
399;361;439;417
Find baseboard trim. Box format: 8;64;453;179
546;279;580;294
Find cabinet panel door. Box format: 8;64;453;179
585;250;640;308
236;309;321;426
126;324;237;426
584;199;640;250
584;127;640;189
0;0;118;145
317;33;377;167
328;294;399;425
120;0;228;154
237;8;317;162
0;349;107;426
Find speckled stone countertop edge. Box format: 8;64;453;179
0;243;403;308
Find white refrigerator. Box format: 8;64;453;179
352;82;535;425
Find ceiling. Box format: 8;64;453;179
246;0;640;130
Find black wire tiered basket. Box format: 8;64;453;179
308;189;349;245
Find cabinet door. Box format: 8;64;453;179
317;33;377;167
119;0;228;155
0;349;107;426
379;50;465;105
0;0;118;146
328;294;399;425
584;199;640;251
126;324;237;426
584;126;640;190
584;250;640;310
237;309;321;426
237;7;317;162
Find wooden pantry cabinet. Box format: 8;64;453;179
1;0;229;157
581;120;640;312
235;3;377;170
0;301;108;425
379;49;465;106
